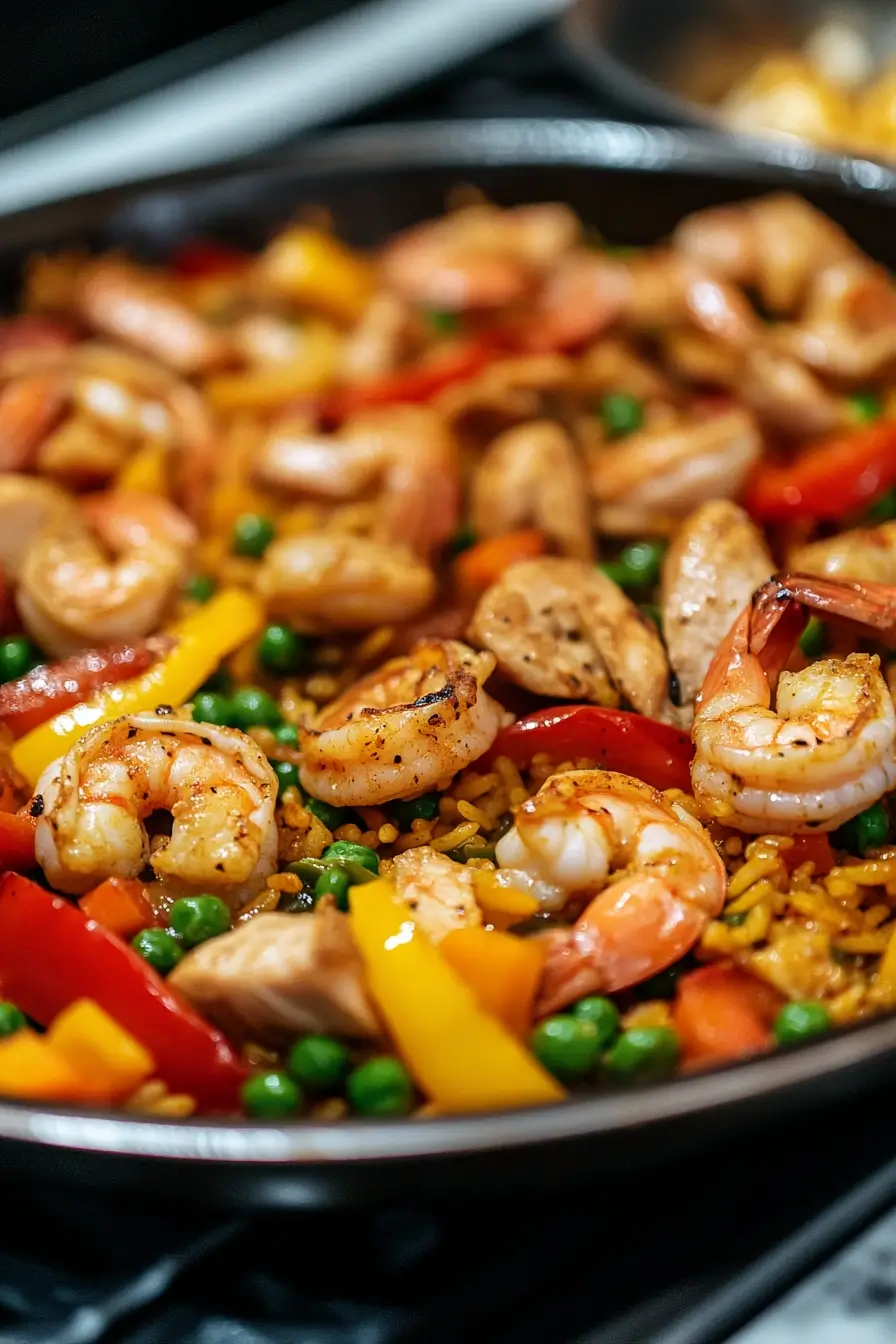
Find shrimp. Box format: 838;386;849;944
256;532;435;631
661;501;773;714
339;291;419;383
591;406;762;535
255;405;460;560
0;376;67;470
75;261;234;375
0;474;74;581
380;203;580;310
385;846;482;943
692;574;896;833
299;639;505;807
493;769;725;1012
468;420;595;561
34;713;278;902
434;354;574;430
773;257;896;381
468;558;679;723
790;522;896;583
16;490;193;656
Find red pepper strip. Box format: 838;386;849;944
673;964;777;1066
782;833;834;876
744;422;896;522
322;335;501;424
0;874;247;1110
169;240;251;278
0;638;167;738
0;316;79;355
482;705;693;794
0;814;36;869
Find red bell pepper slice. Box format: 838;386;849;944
782;833;834;876
744;421;896;521
0;638;166;738
169;240;251;278
0;874;247;1110
322;334;501;423
0;316;79;355
673;964;778;1065
0;813;36;870
482;705;693;794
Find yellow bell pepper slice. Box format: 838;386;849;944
12;587;264;784
350;879;565;1112
48;998;155;1097
471;870;540;919
204;321;342;411
257;227;375;322
0;1028;96;1101
116;440;170;494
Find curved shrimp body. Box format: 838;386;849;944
299;639;505;807
692;575;896;833
34;714;278;902
790;522;896;583
255;405;460;560
16;490;193;656
494;770;725;1013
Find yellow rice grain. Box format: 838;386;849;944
305;674;340;702
622;1001;673;1030
457;799;492;829
724;877;778;915
454;771;501;802
789;889;851;931
378;823;399;844
728;854;785;898
835;932;893;955
266;872;302;894
430;821;480;853
359;830;378;848
334;823;364;844
826;859;896;892
494;755;525;795
310;1097;349;1120
864;904;892;929
723;836;744;857
125;1081;197;1118
877;927;896;1001
827;985;867;1024
438;796;461;822
355;626;395;664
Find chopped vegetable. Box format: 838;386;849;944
272;722;300;748
0;874;247;1109
132;928;184;975
0;812;37;870
232;513;276;558
229;685;281;729
773;1001;832;1046
531;1014;600;1082
387;793;440;828
170;240;250;278
849;391;882;424
0;1001;25;1037
571;996;621;1050
185;574;216;604
425;308;462;336
440;927;544;1037
79;878;155;941
315;866;351;910
169;895;232;948
781;834;834;876
47;998;155;1099
305;797;351;831
287;1034;351;1092
603;1026;680;1078
599;392;644;438
257;226;375;322
191;690;234;727
116;440;169;495
600;539;666;590
673;964;774;1065
272;759;301;797
0;640;163;739
454;529;547;593
0;635;38;684
835;802;890;855
11;589;264;786
323;335;500;423
484;705;693;794
745;422;896;521
323;841;379;875
242;1069;303;1118
257;623;310;675
346;1056;414;1117
205;322;341;411
866;487;896;522
798;617;828;659
349;878;565;1111
0;1029;96;1102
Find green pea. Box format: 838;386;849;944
835;801;890;856
799;617;828;660
232;513;276;558
867;488;896;523
600;540;665;591
721;909;749;927
272;759;301;798
272;722;299;748
603;1026;679;1079
425;308;461;335
230;685;282;729
347;1056;414;1117
530;1015;600;1082
305;797;351;831
199;667;234;695
242;1070;302;1118
571;997;620;1050
0;1001;26;1038
257;623;311;676
315;865;351;911
131;928;184;975
387;793;440;829
191;690;234;727
599;392;644;439
773;1001;831;1046
185;574;216;603
168;895;231;948
849;391;882;424
0;635;38;684
287;1034;351;1091
447;524;477;556
323;841;379;874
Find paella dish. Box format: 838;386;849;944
0;191;896;1120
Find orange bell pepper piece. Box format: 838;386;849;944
79;878;155;940
48;998;155;1099
673;963;779;1066
454;529;547;594
440;927;545;1038
0;1029;100;1102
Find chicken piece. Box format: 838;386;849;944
168;904;380;1045
386;846;482;943
661;501;773;712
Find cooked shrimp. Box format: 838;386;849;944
573;337;675;401
16;491;192;655
76;261;233;375
692;574;896;833
0;474;74;581
255;405;459;561
0;376;67;470
434;354;574;429
773;258;896;381
661;501;773;714
299;639;505;807
386;845;482;943
339;291;419;383
673;193;857;314
468;558;679;722
256;532;435;631
790;522;896;583
493;769;725;1012
469;420;595;561
591;407;762;535
381;203;580;310
34;713;278;901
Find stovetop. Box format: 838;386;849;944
4;14;896;1344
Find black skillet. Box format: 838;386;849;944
3;119;896;1208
